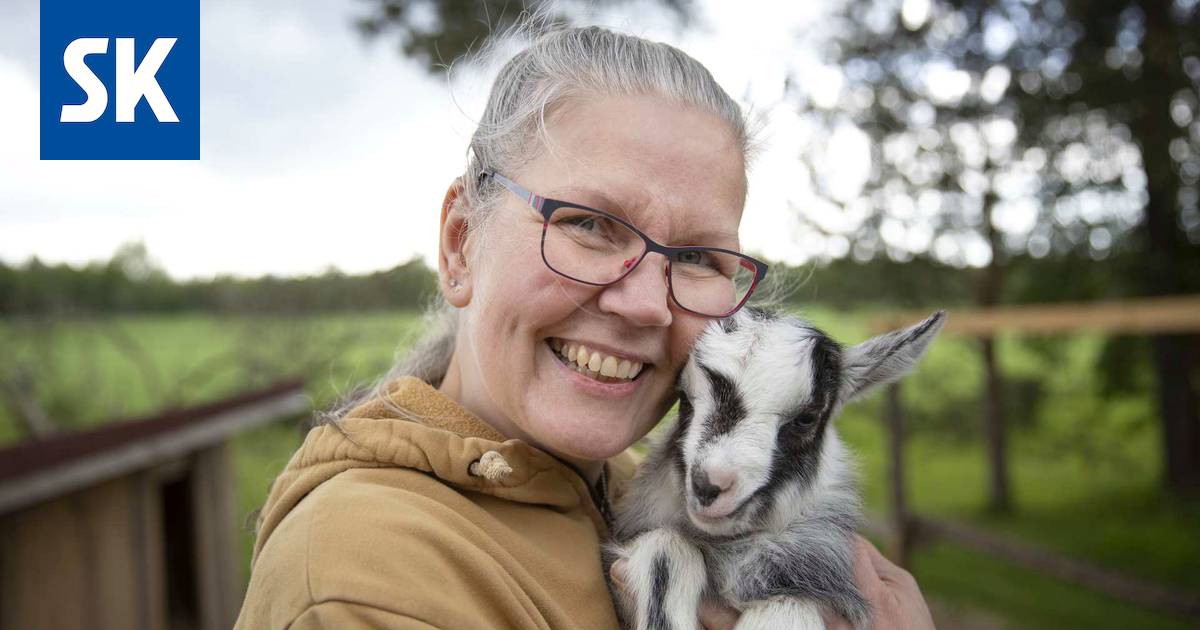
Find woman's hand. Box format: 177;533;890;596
692;535;936;630
826;534;936;630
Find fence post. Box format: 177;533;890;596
980;336;1012;513
885;381;912;567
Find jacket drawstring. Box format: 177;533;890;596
469;450;513;481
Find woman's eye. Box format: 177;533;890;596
677;250;714;267
563;215;600;231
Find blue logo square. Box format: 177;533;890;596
40;0;200;160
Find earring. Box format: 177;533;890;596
448;277;459;289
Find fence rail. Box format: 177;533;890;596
0;379;308;514
871;295;1200;337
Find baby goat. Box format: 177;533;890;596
608;307;945;630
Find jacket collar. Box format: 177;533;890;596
286;376;629;535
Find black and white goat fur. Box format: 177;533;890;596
607;307;945;630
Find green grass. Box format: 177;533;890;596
2;307;1197;628
0;311;425;439
232;422;307;584
910;541;1196;630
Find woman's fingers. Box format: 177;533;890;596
851;534;937;630
697;597;740;630
824;540;880;630
851;534;886;597
859;535;920;590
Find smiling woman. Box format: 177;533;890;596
434;89;757;475
233;25;760;630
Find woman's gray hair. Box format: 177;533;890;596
317;23;758;427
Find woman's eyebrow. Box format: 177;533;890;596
678;229;740;248
550;186;740;246
550;186;631;213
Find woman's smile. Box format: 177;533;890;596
548;337;652;380
544;336;650;398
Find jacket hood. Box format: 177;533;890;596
251;376;637;566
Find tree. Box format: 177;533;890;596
1056;0;1200;493
813;0;1200;495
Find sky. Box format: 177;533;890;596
0;0;867;280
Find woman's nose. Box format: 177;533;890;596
596;255;673;327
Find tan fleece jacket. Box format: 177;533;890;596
234;376;640;630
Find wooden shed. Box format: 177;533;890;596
0;380;309;630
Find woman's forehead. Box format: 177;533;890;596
536;95;746;189
517;94;748;245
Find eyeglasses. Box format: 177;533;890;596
481;170;768;318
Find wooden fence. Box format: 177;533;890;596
870;295;1200;621
0;380;309;630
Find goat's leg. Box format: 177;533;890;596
614;528;707;630
720;521;869;630
735;597;825;630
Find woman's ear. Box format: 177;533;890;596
439;178;473;307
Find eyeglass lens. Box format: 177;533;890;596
541;205;756;316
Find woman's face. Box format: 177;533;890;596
439;94;747;469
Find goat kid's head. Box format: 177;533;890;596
673;307;945;536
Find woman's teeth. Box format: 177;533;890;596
549;338;644;382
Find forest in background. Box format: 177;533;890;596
0;236;1165;315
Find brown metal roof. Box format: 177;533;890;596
0;379;306;484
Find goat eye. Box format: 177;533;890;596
792;411;818;425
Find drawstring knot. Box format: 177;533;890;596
469;450;512;481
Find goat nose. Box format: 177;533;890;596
691;468;723;507
706;466;736;492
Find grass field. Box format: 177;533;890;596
1;308;1197;629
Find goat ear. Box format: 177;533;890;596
839;310;946;403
